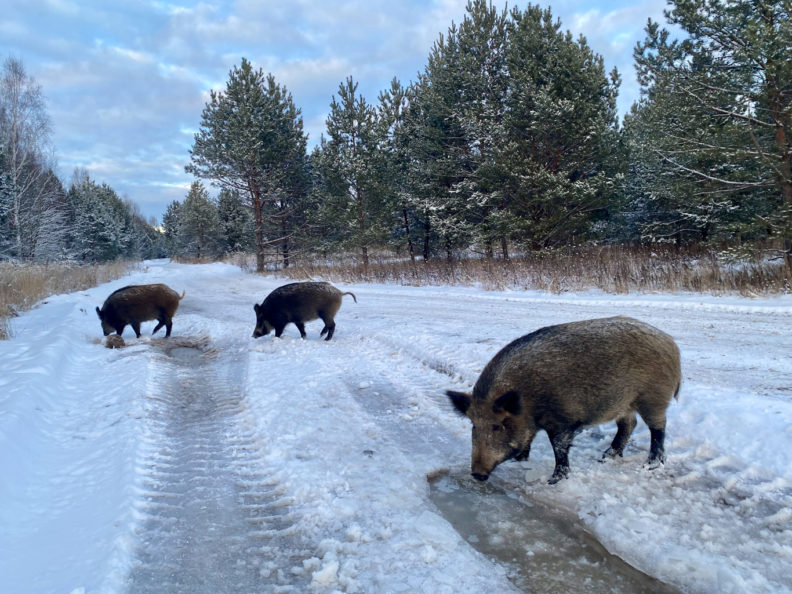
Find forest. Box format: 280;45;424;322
2;0;791;284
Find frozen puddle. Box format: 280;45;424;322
127;341;308;593
428;473;679;594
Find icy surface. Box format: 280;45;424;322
1;260;791;593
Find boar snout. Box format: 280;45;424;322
471;472;490;482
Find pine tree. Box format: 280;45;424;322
162;200;183;257
397;34;478;260
179;181;220;259
501;4;622;249
66;175;142;262
315;77;387;272
217;188;254;254
375;78;415;260
454;0;511;258
633;0;792;271
186;58;308;271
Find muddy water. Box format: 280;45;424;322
429;473;679;594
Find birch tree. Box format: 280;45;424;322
0;56;66;260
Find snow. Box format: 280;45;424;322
1;259;791;593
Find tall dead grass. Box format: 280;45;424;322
276;245;790;295
0;261;134;339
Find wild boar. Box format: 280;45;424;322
447;316;681;484
252;281;357;341
96;284;185;338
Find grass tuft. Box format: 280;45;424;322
0;261;134;340
265;245;790;296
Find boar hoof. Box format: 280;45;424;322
601;447;623;461
644;453;666;470
548;466;569;484
471;472;490;482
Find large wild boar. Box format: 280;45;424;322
96;284;185;338
252;281;357;341
447;316;681;484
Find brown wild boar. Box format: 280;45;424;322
253;281;356;341
447;316;681;484
96;284;185;338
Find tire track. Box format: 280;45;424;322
127;339;310;593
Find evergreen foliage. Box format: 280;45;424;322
217;188;255;253
186;58;308;271
631;0;792;269
179;181;220;259
393;1;622;259
502;5;623;250
66;173;155;262
311;77;391;271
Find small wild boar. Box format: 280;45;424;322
96;284;185;338
447;316;681;484
252;281;357;341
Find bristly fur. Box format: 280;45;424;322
253;281;356;341
447;316;681;484
96;283;184;338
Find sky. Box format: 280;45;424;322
1;260;791;592
1;0;671;223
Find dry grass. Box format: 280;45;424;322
274;245;790;296
0;261;134;339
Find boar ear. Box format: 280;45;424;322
493;391;521;416
96;306;102;319
446;390;472;416
253;303;260;313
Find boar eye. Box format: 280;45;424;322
492;424;501;432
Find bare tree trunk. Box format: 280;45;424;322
402;207;415;263
356;186;368;274
772;102;792;278
250;185;265;273
281;217;290;269
423;219;431;261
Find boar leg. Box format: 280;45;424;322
602;414;637;460
318;311;335;341
317;313;336;340
131;321;142;338
646;427;666;467
164;320;173;337
295;321;307;339
547;427;580;484
638;406;667;467
152;320;165;335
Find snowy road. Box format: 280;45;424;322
1;260;791;593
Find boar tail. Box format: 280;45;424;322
673;380;681;401
342;291;357;303
179;290;186;300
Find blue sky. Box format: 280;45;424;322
1;0;670;223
